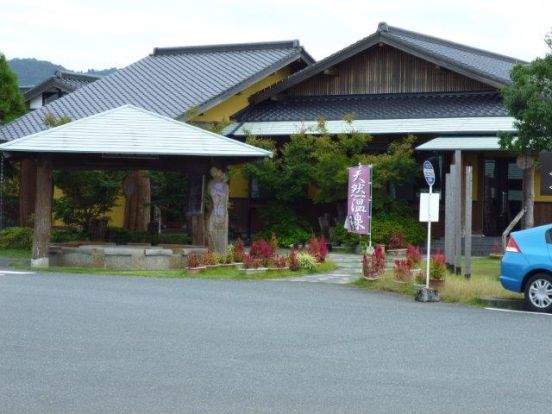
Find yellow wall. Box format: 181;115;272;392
194;67;290;123
534;169;552;202
192;66;292;199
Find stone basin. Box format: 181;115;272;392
49;243;208;270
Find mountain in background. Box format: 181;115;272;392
8;58;117;86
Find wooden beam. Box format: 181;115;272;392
31;158;53;268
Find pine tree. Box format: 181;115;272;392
0;53;26;124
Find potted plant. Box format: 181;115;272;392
187;253;206;273
393;258;413;283
407;245;423;282
429;252;446;287
362;246;385;280
385;230;407;268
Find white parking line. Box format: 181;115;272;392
485;307;552;316
0;270;35;275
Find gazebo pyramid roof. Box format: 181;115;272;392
0;105;271;159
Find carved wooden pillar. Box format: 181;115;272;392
123;170;151;232
19;158;37;226
206;167;229;255
31;158;53;268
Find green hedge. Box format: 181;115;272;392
0;227;33;250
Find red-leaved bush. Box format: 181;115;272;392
406;244;422;266
233;238;245;263
393;258;413;282
250;238;273;260
187;253;202;268
307;235;328;262
288;248;299;271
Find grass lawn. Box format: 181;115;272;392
0;249;31;259
11;260;337;280
353;256;523;306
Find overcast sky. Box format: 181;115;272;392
1;0;551;71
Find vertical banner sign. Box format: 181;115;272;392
345;165;372;235
422;160;436;289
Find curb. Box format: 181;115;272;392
480;296;525;311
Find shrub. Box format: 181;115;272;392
202;251;219;266
297;252;317;270
407;245;422;267
307;235;328;262
0;227;33;250
270;233;279;257
156;233;190;245
225;244;235;264
255;205;312;247
187;253;203;268
289;248;299;271
362;246;385;278
51;227;86;243
250;237;273;258
243;254;261;269
388;230;405;249
233;238;245;263
273;256;288;268
394;259;413;282
106;227;131;244
430;253;446;280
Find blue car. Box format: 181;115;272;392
500;224;552;312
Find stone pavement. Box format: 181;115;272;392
284;252;362;284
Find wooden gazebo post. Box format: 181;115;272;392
31;157;53;268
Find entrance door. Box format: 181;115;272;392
482;158;523;236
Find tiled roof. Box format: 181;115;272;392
252;23;525;103
23;70;100;102
0;105;272;158
236;92;508;122
1;41;312;141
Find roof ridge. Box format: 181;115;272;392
152;40;301;56
385;24;527;64
55;70;101;81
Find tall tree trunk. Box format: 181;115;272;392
522;163;535;229
19;159;37;227
123;171;151;232
32;158;52;268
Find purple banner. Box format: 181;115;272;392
345;165;372;235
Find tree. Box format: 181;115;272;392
53;170;123;232
243;119;420;244
0;53;25;124
500;32;552;228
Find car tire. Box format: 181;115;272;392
524;273;552;313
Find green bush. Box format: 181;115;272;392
156;233;190;245
51;228;87;243
106;227;131;244
297;252;317;270
332;211;424;250
0;227;33;250
256;205;312;247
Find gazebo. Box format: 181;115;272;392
0;105;271;268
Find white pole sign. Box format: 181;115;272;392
421;160;438;289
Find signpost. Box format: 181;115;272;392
422;161;435;289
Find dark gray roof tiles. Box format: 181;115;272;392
383;25;525;84
1;41;312;141
252;23;526;103
236;91;509;122
23;71;100;101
